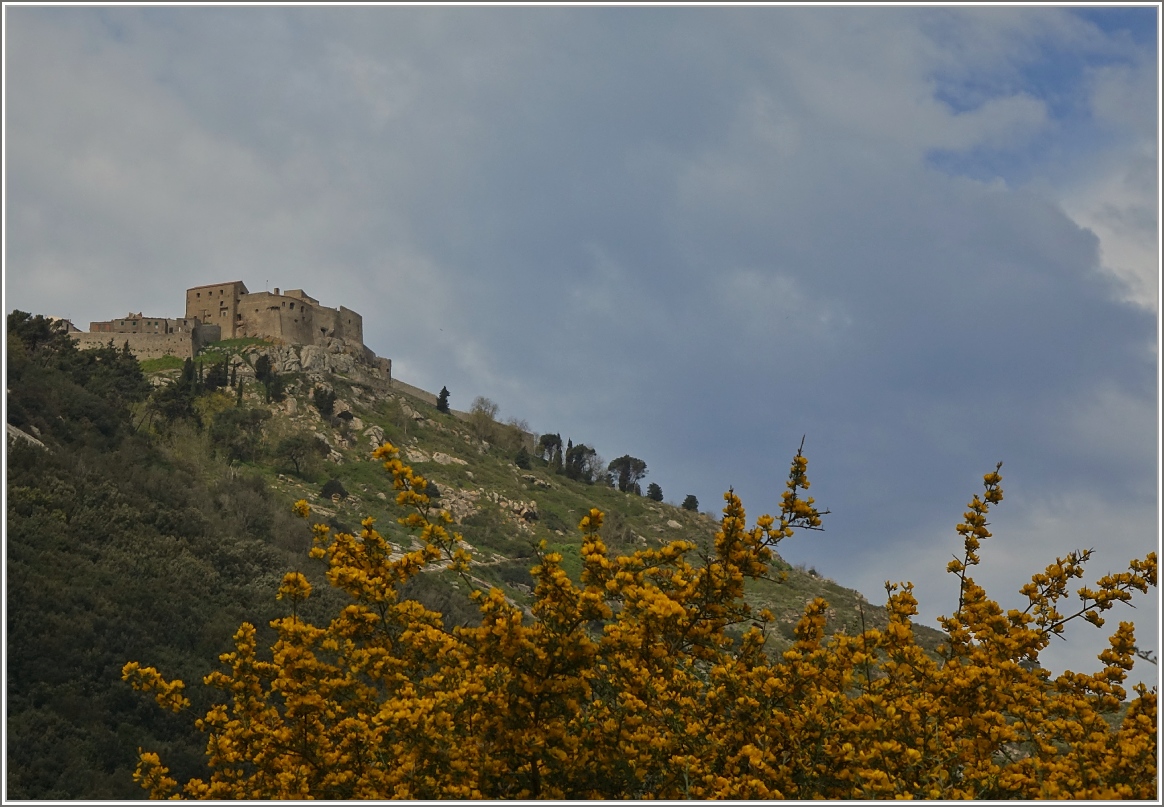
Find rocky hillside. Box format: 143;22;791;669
189;338;946;656
6;316;944;800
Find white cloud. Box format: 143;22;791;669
853;488;1158;687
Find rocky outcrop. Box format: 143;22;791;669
405;447;431;464
439;487;482;523
484;491;539;530
363;424;385;449
7;423;46;450
433;452;469;466
240;338;387;387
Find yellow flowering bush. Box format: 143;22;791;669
125;444;1157;799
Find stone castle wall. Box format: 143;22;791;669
73;280;380;370
238;291;318;345
73;331;199;360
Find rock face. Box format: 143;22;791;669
433;452;468;466
242;338;386;387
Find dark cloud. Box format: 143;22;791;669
5;6;1157;682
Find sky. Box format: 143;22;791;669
4;5;1160;685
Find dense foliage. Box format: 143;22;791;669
5;313;324;799
125;444;1157;799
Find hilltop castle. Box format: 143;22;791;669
70;281;389;376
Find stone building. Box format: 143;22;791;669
72;312;220;359
68;281;386;375
184;282;365;350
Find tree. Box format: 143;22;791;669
151;370;199;429
646;482;663;502
276;434;328;477
254;355;272;384
127;449;1158;800
436;386;450;414
204;360;229;392
312;386;337;418
264;370;286;403
468;396;499;442
6;312;150;448
682;494;699;512
537;433;563;468
514;446;532;470
208;406;270;463
565;442;603;484
608;455;648;494
252;354;285;402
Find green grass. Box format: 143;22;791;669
196;338;273;366
201;337;272;352
218;371;925;662
139;355;186;372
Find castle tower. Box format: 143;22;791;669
185;281;248;339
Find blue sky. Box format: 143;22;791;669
4;5;1159;684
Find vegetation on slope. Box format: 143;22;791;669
7;313;1156;798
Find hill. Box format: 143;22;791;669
5;313;941;799
165;334;950;654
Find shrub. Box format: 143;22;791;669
126;448;1157;800
320;478;348;500
312;386;336;418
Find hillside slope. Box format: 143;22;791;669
6;320;941;799
187;337;946;655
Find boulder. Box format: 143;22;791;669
433;452;468;466
363;424;386;448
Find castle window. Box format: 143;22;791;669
289;303;294;310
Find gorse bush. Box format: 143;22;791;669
126;446;1157;799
